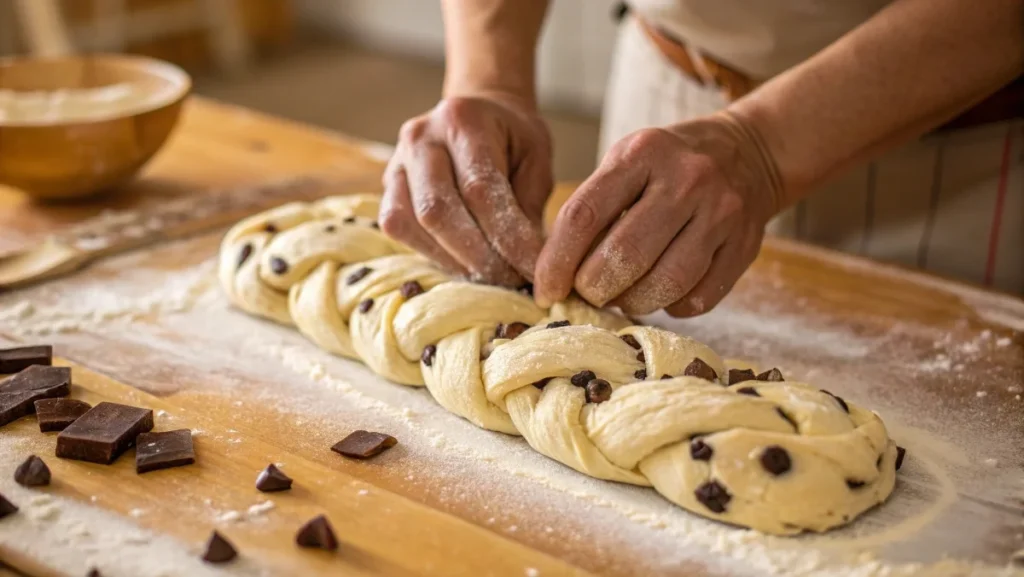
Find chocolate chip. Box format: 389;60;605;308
296;514;338;551
370;221;380;229
400;280;424;299
202;531;237;563
634;369;647;380
135;430;195;474
237;244;253;268
683;358;718;382
35;398;91;432
0;493;17;519
256;463;292;492
55;402;154;464
269;257;288;275
876;455;883;469
846;479;865;489
332;430;397;459
756;368;784;382
759;446;791;475
357;298;374;313
821;389;849;413
0;345;52;374
325;225;336;232
585;379;613;404
690;439;713;461
495;322;530;340
776;407;798;430
570;370;596;388
546;320;570;329
14;455;50;486
728;369;756;385
517;283;534;296
736;387;760;397
345;266;372;285
421;345;436;367
895;446;906;471
636;351;645;363
263;223;277;233
343;216;357;224
87;569;101;577
533;377;553;390
694;481;731;513
620;334;641;349
661;374;674;379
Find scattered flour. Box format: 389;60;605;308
246;500;275;517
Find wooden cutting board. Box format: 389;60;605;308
0;97;1021;577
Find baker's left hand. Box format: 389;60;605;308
534;111;783;317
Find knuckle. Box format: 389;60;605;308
413;193;451;230
399;117;430;143
460;170;505;203
619;128;668;160
377;204;409;240
559;197;598;231
657;258;704;294
435;97;476;126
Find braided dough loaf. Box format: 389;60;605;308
218;194;899;535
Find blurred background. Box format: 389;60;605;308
0;0;622;181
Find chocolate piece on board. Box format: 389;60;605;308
56;402;153;464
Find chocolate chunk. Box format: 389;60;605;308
760;446;791;475
421;345;436;367
87;569;101;577
202;531;237;563
55;402;154;464
237;243;253;268
0;493;17;519
0;366;71;427
661;374;674;380
400;280;425;299
35;398;91;432
296;514;338;551
846;479;865;489
690;439;713;461
570;370;596;388
345;266;372;285
756;368;784;382
728;369;756;385
14;455;50;486
532;378;553;390
342;216;357;224
636;351;645;363
620;334;641;349
683;358;718;382
634;369;647;380
268;257;288;275
895;446;906;471
776;408;798;430
256;464;293;492
263;223;278;233
332;430;397;459
821;390;849;413
357;298;374;313
546;320;570;329
325;225;336;233
370;222;380;229
736;387;759;397
135;430;195;474
694;480;731;513
585;379;613;404
495;322;530;340
517;282;534;296
0;345;52;374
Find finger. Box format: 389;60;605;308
404;141;522;287
380;166;468;276
510;148;554;226
534;159;648;307
444;113;545;280
665;231;760;318
611;209;731;315
573;180;698;306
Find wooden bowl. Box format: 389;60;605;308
0;54;191;200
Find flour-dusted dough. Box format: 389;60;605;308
219;194;899;535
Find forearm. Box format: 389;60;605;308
441;0;549;107
730;0;1024;207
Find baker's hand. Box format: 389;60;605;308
379;94;553;288
534;112;782;317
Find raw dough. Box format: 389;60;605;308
218;194;898;535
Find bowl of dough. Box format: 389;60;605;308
0;54;191;200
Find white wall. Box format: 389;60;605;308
295;0;620;116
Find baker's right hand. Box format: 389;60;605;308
379;94;554;288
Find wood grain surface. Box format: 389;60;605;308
0;97;1021;577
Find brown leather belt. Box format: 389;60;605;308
631;12;1022;132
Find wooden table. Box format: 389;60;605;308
0;97;1021;577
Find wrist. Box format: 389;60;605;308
726;98;807;209
713;110;786;215
443;76;538;111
